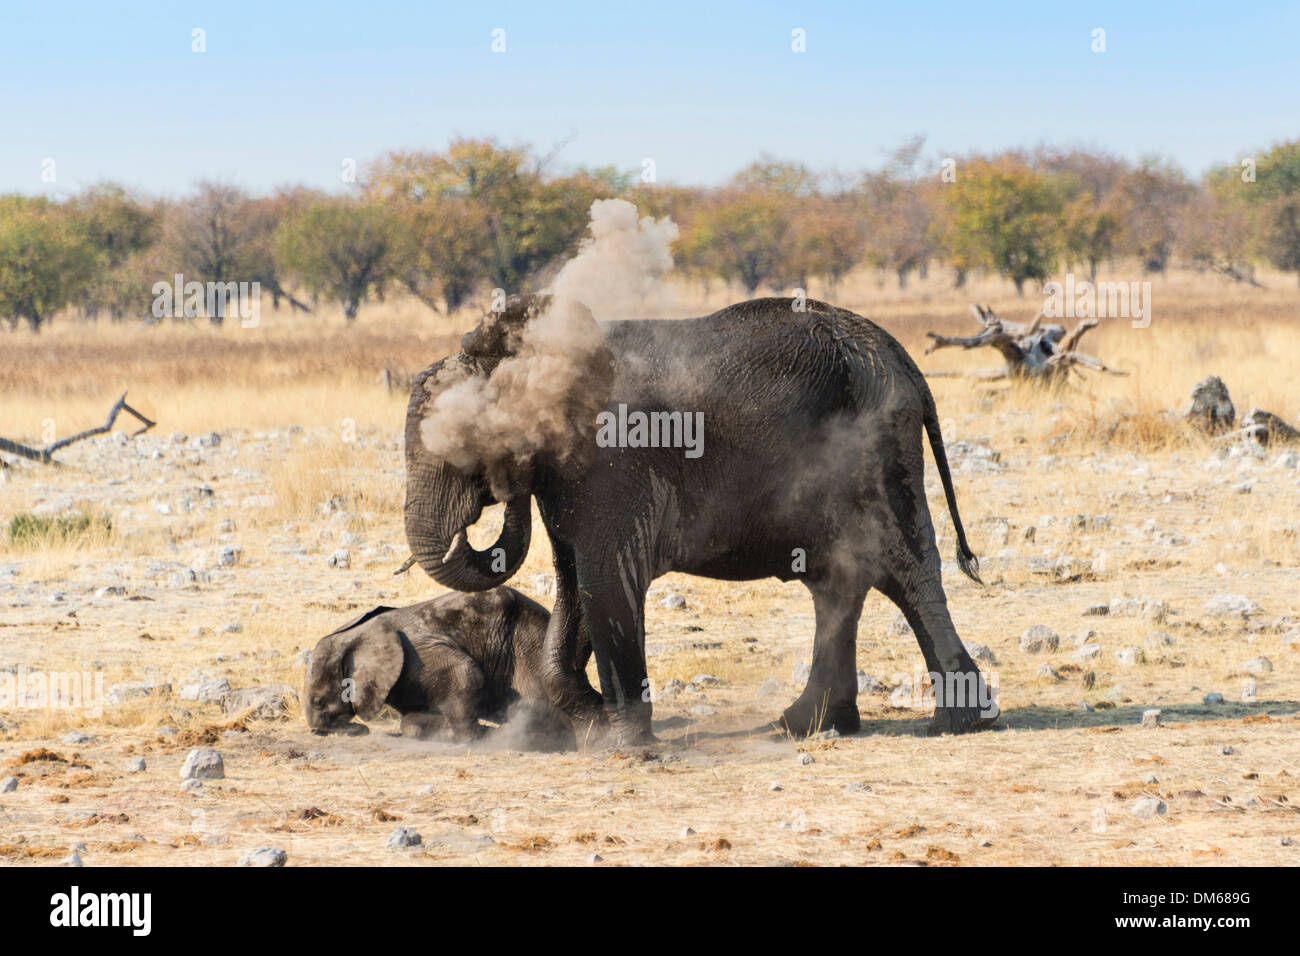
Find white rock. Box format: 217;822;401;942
1131;797;1167;818
1204;593;1262;617
106;680;172;704
386;826;422;849
1072;643;1103;663
657;678;684;702
178;676;232;702
1242;657;1273;675
1115;646;1146;667
238;846;287;867
1019;625;1059;654
179;747;225;780
856;670;884;694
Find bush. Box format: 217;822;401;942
5;512;113;547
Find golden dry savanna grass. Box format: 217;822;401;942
1;264;1298;866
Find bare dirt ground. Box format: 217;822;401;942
2;268;1298;866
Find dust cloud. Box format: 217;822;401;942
419;199;678;494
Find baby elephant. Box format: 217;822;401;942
303;587;589;749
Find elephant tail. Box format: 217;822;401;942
922;404;982;585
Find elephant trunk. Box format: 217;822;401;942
404;363;532;591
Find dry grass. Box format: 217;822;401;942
1;262;1298;866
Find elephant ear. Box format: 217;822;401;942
324;605;396;638
343;625;404;719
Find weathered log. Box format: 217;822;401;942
1241;407;1300;446
1184;376;1236;434
924;304;1125;383
0;393;155;465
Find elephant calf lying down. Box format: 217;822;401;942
304;587;589;749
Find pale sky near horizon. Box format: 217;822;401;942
1;1;1297;198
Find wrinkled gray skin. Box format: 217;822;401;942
303;587;590;750
405;295;997;746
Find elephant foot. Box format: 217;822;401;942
778;698;860;738
603;709;657;748
927;701;1000;736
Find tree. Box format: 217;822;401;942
163;182;258;325
784;193;868;293
1247;140;1300;283
0;196;91;331
684;189;793;295
1184;167;1256;281
240;187;320;311
943;156;1066;295
391;195;493;313
67;184;162;321
861;138;940;288
1061;193;1120;280
1112;159;1194;274
275;198;398;321
366;139;614;298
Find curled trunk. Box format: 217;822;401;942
404;361;532;591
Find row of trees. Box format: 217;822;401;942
3;137;1299;330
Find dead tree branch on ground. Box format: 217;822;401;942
924;304;1127;383
0;393;156;465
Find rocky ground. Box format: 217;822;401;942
2;412;1298;866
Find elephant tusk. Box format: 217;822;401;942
442;531;467;564
393;555;417;576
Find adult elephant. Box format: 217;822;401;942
404;294;997;746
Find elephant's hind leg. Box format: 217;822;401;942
879;554;999;735
780;576;867;737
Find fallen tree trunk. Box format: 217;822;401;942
1240;407;1300;446
1184;377;1299;445
925;304;1126;383
0;393;156;465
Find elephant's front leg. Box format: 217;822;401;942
577;550;654;747
540;542;606;738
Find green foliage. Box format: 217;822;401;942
5;138;1300;333
366;138;616;298
685;190;794;294
0;196;93;330
1231;140;1300;281
944;158;1066;294
275;198;398;321
67;184;162;321
6;512;113;547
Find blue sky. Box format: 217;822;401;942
1;1;1296;197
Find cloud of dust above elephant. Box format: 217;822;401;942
419;198;678;489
